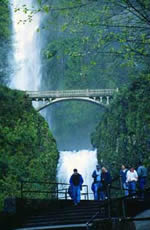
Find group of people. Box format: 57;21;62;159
68;165;112;205
91;164;112;201
120;162;147;199
69;161;148;205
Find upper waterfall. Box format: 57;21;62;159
10;0;41;91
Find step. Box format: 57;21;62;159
14;200;108;230
15;223;92;230
23;215;102;227
27;207;103;220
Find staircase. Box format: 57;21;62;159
14;200;106;230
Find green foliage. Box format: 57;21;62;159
91;73;150;176
0;86;59;210
0;0;11;40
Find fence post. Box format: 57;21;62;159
122;198;126;218
56;184;59;200
120;176;123;192
107;185;111;218
86;185;89;200
21;181;23;199
65;189;67;200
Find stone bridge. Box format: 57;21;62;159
26;89;119;111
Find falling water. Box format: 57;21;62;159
57;149;98;199
10;0;98;197
10;0;41;91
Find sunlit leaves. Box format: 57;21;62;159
61;23;68;32
42;4;51;13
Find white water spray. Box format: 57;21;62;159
57;149;98;199
10;0;41;91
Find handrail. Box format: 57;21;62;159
86;174;150;228
86;211;100;229
86;187;150;229
20;180;89;200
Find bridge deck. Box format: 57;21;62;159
26;89;118;99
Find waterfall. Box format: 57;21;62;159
10;0;98;199
57;149;98;199
10;0;41;91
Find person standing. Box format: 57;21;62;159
126;167;138;198
120;165;129;196
101;167;112;200
137;161;148;199
92;164;103;200
69;169;84;205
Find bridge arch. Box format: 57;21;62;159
35;97;108;112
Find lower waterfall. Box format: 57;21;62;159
57;149;98;199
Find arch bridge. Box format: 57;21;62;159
26;89;119;111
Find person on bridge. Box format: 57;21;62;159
120;165;129;196
137;161;147;200
69;169;84;205
92;164;103;200
126;166;138;198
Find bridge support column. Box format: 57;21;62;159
100;97;103;103
106;96;110;105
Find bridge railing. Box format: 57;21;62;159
26;89;118;98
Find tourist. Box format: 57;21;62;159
92;164;103;200
120;165;129;196
137;161;147;199
101;167;112;200
126;166;138;198
69;169;84;205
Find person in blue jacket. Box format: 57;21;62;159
92;164;103;200
137;161;148;199
120;164;129;196
69;169;84;205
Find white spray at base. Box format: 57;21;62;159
57;149;98;199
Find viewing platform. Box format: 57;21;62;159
1;180;150;230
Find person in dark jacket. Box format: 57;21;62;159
120;165;129;196
137;161;148;199
69;169;84;205
101;167;112;200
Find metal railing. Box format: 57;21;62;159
20;180;89;200
86;176;150;229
